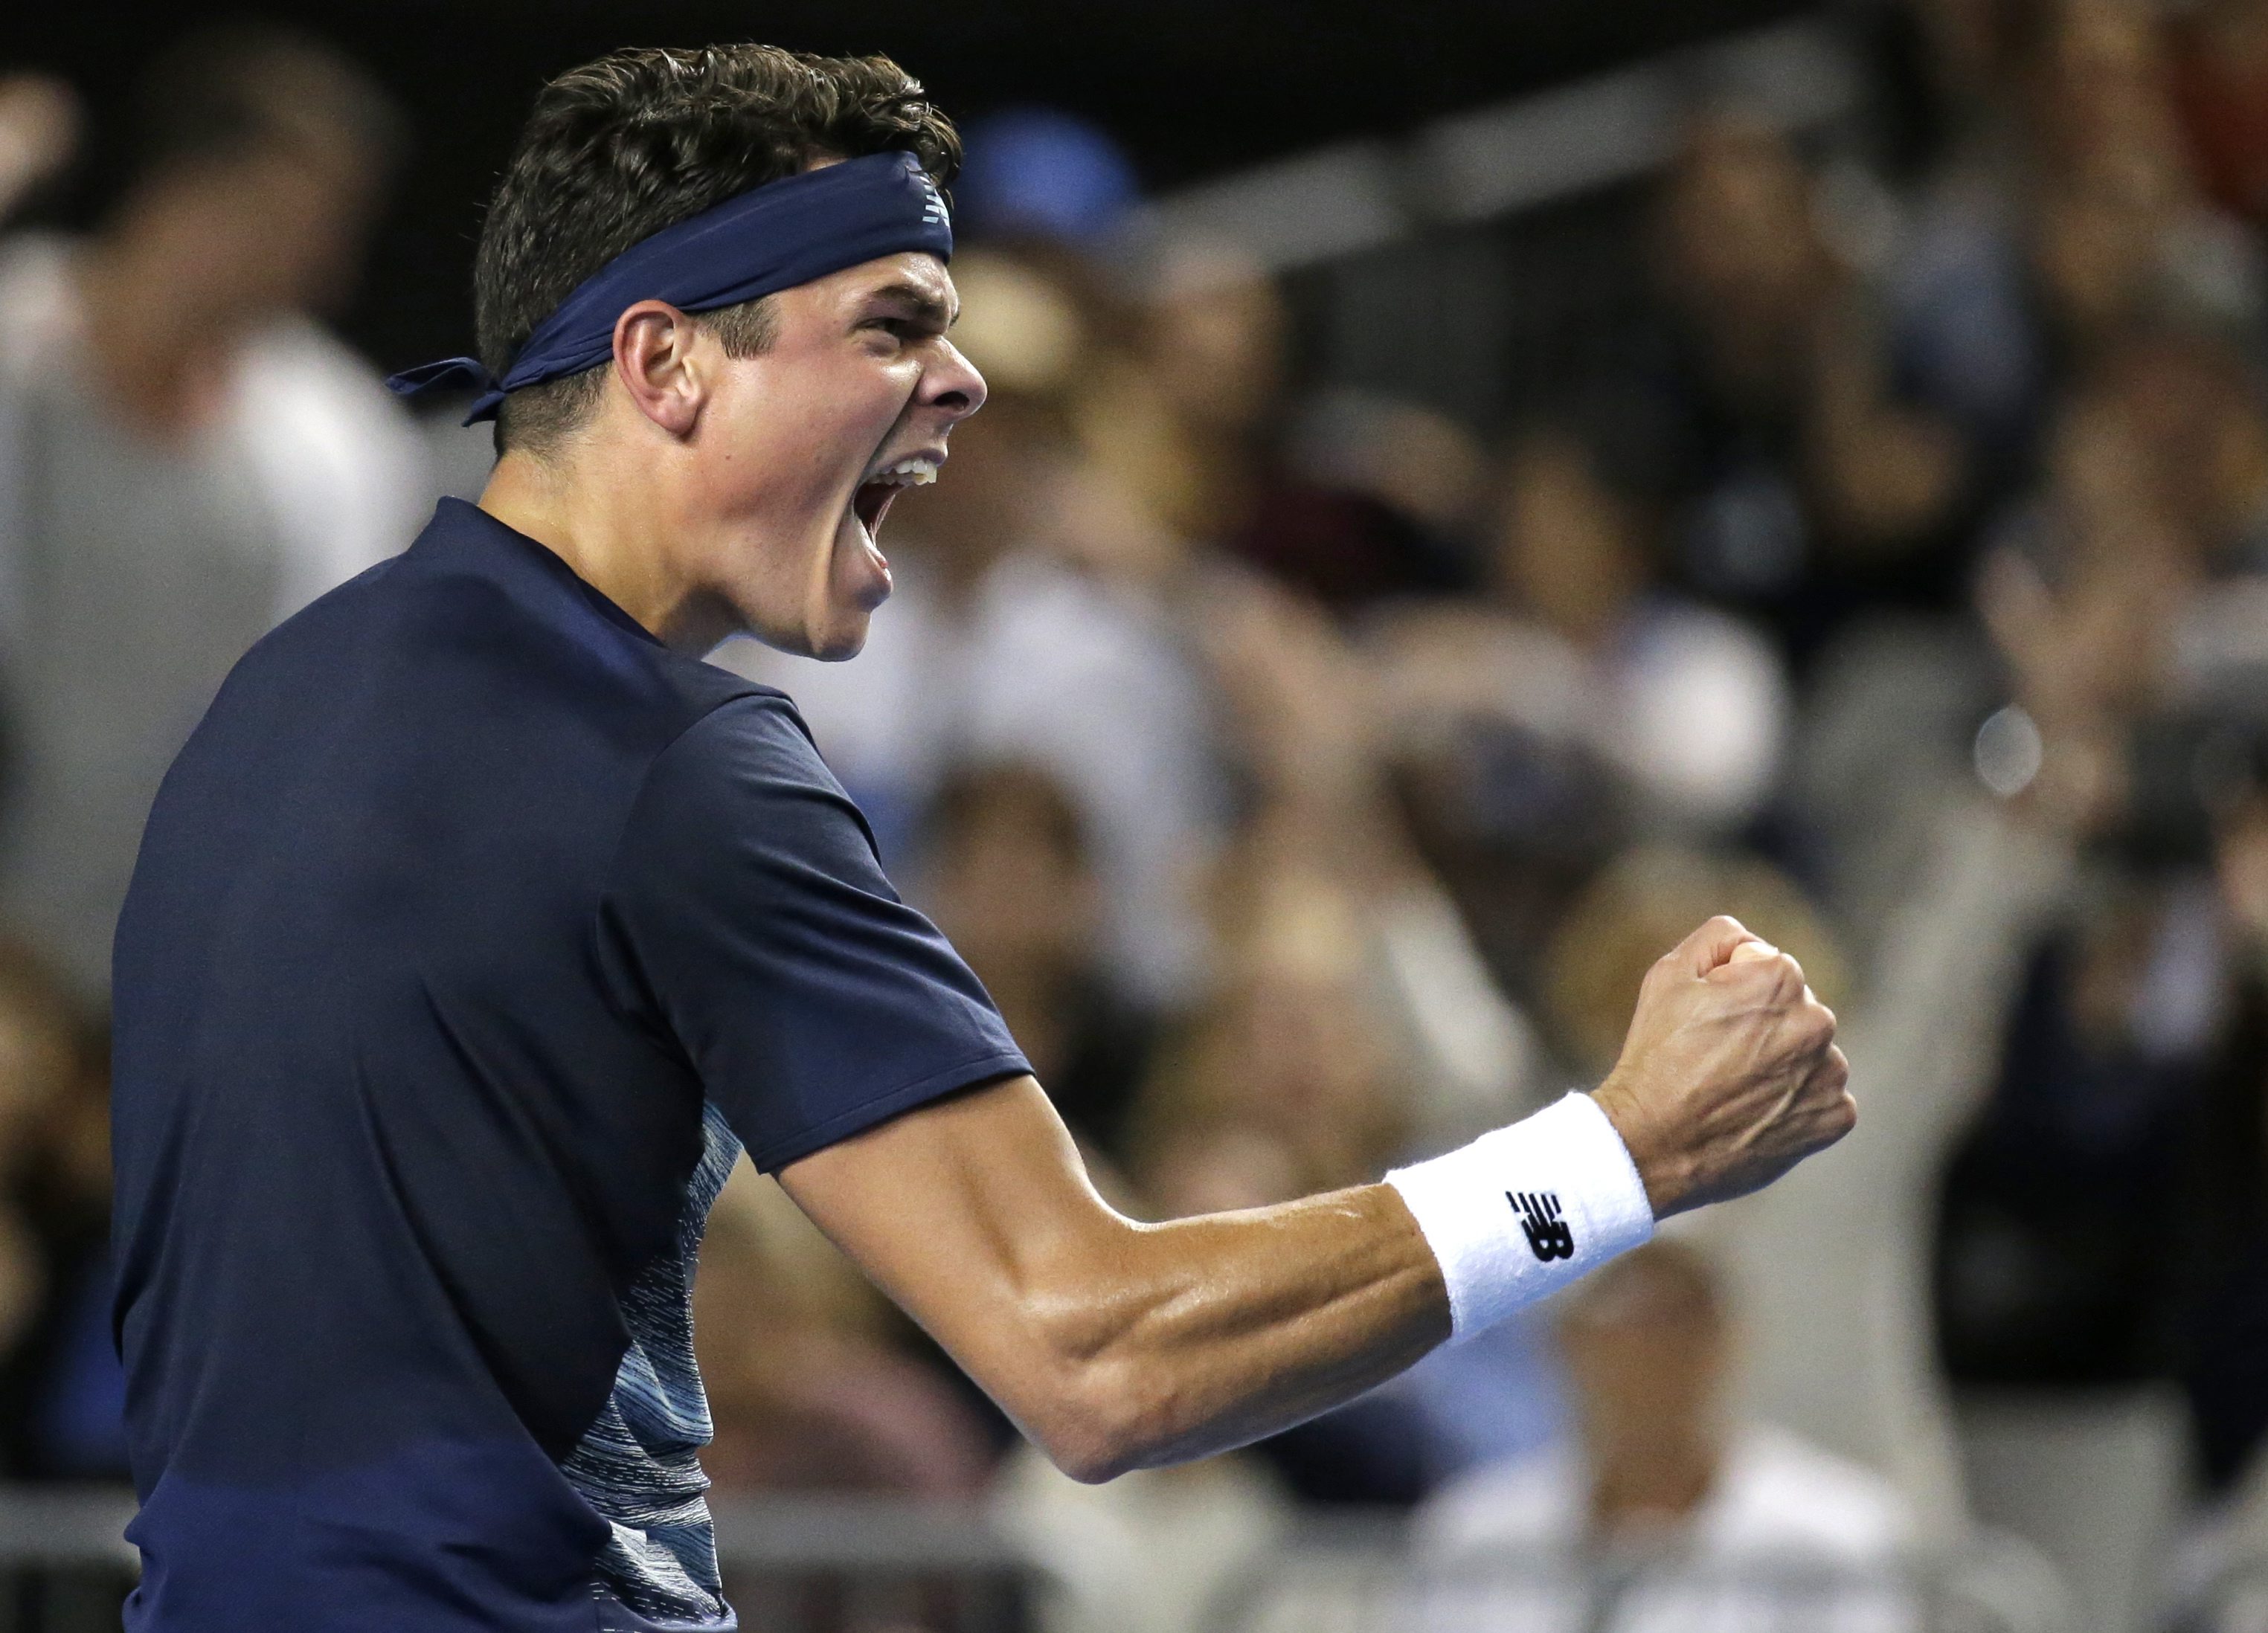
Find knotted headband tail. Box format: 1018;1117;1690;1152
383;357;508;426
387;149;952;426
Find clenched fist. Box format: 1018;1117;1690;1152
1590;915;1854;1218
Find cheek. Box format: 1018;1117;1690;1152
701;389;822;503
705;357;907;510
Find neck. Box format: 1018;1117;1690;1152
480;445;734;652
74;233;232;437
1587;1436;1718;1537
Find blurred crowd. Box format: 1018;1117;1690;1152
4;1;2268;1628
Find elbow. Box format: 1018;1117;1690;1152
1011;1324;1187;1484
1039;1429;1136;1487
1025;1359;1160;1485
989;1235;1192;1484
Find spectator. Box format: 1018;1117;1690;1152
2171;724;2268;1492
1119;242;1477;613
1122;863;1410;1208
1371;425;1793;838
1635;111;1973;651
0;943;77;1361
0;28;428;997
1933;870;2216;1388
1416;1240;1916;1633
1715;367;2213;1528
1930;381;2226;1393
913;760;1157;1157
1886;0;2264;534
1112;606;1565;1506
0;938;123;1480
1197;569;1550;1142
2172;0;2268;228
0;75;77;228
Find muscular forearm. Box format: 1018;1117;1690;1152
782;1078;1448;1482
784;919;1851;1484
783;1079;1644;1483
937;1095;1643;1481
1024;1184;1448;1478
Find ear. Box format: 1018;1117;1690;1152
610;300;707;437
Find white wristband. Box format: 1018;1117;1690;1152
1385;1092;1654;1341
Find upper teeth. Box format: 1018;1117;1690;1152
870;457;939;487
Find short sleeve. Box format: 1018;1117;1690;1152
605;693;1028;1170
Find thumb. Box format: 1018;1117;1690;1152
1670;915;1767;978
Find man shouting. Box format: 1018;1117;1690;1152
109;43;1853;1633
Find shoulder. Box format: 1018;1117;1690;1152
1413;1449;1579;1559
1712;1426;1911;1558
644;688;834;799
232;318;407;422
617;687;867;860
0;234;77;382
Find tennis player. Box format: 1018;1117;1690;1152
109;44;1854;1633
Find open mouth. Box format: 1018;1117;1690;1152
852;455;941;550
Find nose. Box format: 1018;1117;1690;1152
922;337;987;425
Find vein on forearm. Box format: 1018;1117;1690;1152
1039;1185;1450;1469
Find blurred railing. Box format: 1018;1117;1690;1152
0;1487;1042;1633
0;1487;2084;1633
1203;1516;2078;1633
710;1493;1038;1632
0;1487;135;1633
1145;16;1858;271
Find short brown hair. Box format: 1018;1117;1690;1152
473;44;960;457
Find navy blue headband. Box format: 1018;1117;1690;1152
388;149;952;425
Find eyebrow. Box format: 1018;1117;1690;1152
864;281;957;329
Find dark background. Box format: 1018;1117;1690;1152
8;0;1814;367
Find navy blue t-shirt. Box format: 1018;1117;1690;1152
109;499;1028;1632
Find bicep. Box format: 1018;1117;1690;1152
777;1075;1140;1419
778;1075;1450;1481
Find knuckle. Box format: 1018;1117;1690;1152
1733;956;1786;994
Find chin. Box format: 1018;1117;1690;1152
806;615;874;663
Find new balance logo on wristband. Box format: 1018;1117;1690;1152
1387;1095;1650;1339
1508;1191;1574;1262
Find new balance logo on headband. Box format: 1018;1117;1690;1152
1508;1191;1574;1262
388;150;957;425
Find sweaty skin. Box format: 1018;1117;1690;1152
780;915;1851;1482
475;249;1854;1484
481;248;980;661
786;1076;1446;1482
